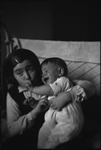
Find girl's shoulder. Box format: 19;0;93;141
8;86;33;113
8;86;25;104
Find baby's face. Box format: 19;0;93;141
41;62;59;84
13;60;36;88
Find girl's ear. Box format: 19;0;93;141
58;67;64;77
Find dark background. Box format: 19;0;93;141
1;0;100;41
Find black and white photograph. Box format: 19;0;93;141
1;1;100;149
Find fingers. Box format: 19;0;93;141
37;98;49;112
40;98;49;106
38;97;48;107
49;101;57;110
25;81;32;88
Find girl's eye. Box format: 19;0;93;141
15;71;23;76
28;66;34;72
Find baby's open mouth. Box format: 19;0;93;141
43;77;49;83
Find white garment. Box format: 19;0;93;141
38;77;85;149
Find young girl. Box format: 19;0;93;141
28;57;86;149
3;48;49;149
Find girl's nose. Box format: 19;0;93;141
24;71;30;79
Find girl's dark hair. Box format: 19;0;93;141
4;48;42;88
41;57;68;76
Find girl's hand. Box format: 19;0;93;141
36;97;49;113
30;97;49;119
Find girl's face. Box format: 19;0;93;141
13;60;36;88
41;62;59;84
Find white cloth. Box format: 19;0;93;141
38;77;85;149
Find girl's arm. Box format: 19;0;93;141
50;80;95;111
6;93;48;137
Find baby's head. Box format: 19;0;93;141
41;57;68;84
4;49;42;88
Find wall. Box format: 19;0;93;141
20;40;100;63
1;1;100;41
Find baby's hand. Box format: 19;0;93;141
28;86;34;93
25;82;31;88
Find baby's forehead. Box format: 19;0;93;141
41;62;58;69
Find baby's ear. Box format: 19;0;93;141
58;67;64;76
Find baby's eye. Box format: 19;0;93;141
42;69;48;74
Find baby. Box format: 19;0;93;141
28;57;85;149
